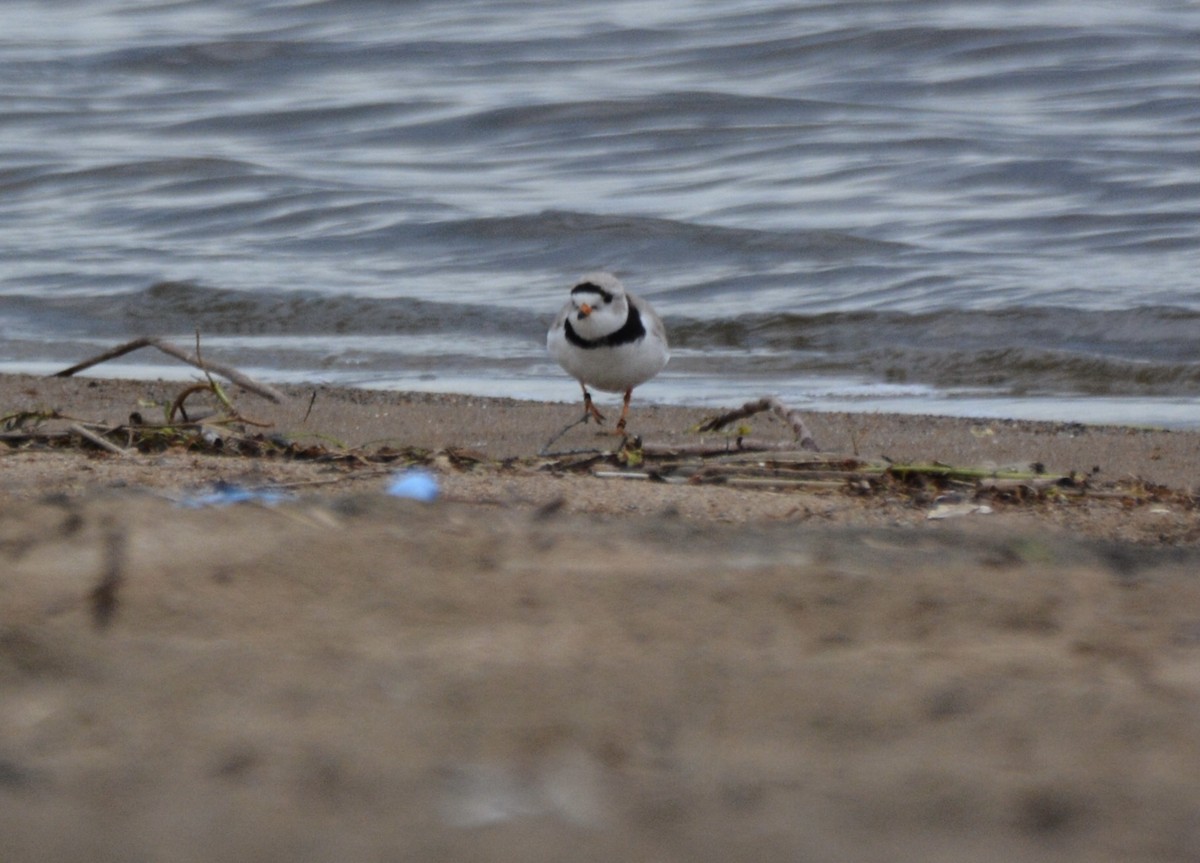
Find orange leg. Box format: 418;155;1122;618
615;387;632;434
581;384;606;424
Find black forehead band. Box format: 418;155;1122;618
571;281;615;304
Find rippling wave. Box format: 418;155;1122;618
2;0;1198;423
5;283;1199;403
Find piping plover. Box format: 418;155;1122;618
547;272;669;433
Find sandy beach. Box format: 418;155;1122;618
3;370;1200;861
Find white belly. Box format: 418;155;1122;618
547;328;669;392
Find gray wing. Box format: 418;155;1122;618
548;300;573;338
630;294;668;350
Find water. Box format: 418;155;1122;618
2;0;1199;427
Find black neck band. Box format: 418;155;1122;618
564;305;646;350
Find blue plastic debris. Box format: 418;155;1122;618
386;468;439;502
176;481;292;508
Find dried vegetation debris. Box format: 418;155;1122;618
4;380;1197;518
3;342;1198;523
0;377;504;486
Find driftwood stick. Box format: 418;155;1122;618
696;397;819;451
642;438;817;458
69;423;129;456
54;337;157;376
54;337;285;404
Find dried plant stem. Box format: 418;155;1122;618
54;336;285;403
69;422;129;456
696;397;819;451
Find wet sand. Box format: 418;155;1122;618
2;372;1200;861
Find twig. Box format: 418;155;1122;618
69;423;129;456
643;438;817;458
168;383;214;424
539;412;593;456
193;329;233;416
539;412;627;457
696;397;819;451
54;336;285;403
718;476;848;491
195;328;216;391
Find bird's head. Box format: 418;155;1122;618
568;272;628;334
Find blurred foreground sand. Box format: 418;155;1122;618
2;373;1200;861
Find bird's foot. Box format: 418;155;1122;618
583;392;606;425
